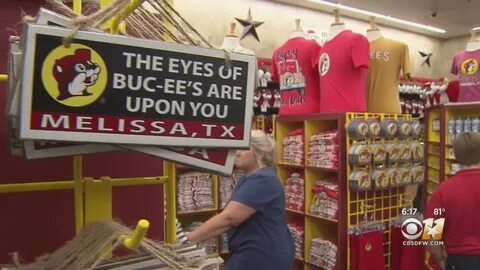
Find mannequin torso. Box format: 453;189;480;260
466;40;480;52
221;35;255;55
329;24;347;40
221;35;241;51
367;30;383;42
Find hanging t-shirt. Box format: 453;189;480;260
317;30;369;112
451;50;480;102
367;37;411;113
271;37;321;115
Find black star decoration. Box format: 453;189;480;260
235;8;264;42
419;51;433;68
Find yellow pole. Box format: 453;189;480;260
72;0;82;14
122;219;150;249
0;181;75;193
163;160;176;243
73;155;84;235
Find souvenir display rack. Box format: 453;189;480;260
276;112;421;270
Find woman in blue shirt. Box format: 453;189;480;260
187;130;294;270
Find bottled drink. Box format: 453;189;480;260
472;117;480;133
464;117;472;133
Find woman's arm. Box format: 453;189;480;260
186;201;256;243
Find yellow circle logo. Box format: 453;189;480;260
461;58;479;75
41;44;107;107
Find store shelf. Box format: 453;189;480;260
305;260;324;269
278;162;305;168
305;166;339;172
427;178;439;184
305;213;338;223
286;208;304;215
177;208;218;216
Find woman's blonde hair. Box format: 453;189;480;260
250;129;277;167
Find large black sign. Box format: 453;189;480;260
20;24;256;148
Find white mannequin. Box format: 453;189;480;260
328;9;347;40
290;18;307;39
366;17;382;42
221;22;255;55
466;30;480;52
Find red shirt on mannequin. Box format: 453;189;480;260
317;30;369;112
271;37;321;115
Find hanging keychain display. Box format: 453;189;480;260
411;166;425;183
399;143;412;164
349;169;372;191
348;119;369;140
411;142;424;163
386;143;401;164
367;118;381;139
410;119;422;138
380;119;398;139
370;144;387;165
387;168;401;187
371;169;389;190
348;144;372;166
397;120;412;139
398;167;413;185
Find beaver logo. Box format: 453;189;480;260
461;58;479;76
42;44;107;107
53;49;100;100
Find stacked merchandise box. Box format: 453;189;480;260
177;172;214;212
282;128;304;165
308;238;337;270
309;180;339;220
288;219;304;259
285;172;305;212
219;171;245;254
307;130;339;169
219;171;245;209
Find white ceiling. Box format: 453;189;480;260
268;0;480;39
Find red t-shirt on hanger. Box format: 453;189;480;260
271;37;322;115
317;30;369;112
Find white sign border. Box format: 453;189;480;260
23;141;119;159
20;24;255;148
123;145;236;175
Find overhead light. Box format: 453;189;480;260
307;0;446;34
473;26;480;31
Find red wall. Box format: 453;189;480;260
0;0;165;263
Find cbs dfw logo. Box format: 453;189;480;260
401;217;445;246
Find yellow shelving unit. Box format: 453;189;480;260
424;102;480;201
277;112;417;270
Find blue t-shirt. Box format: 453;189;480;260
226;167;294;270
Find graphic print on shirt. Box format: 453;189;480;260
461;58;479;76
369;51;391;62
275;49;307;107
319;53;330;76
459;58;480;87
